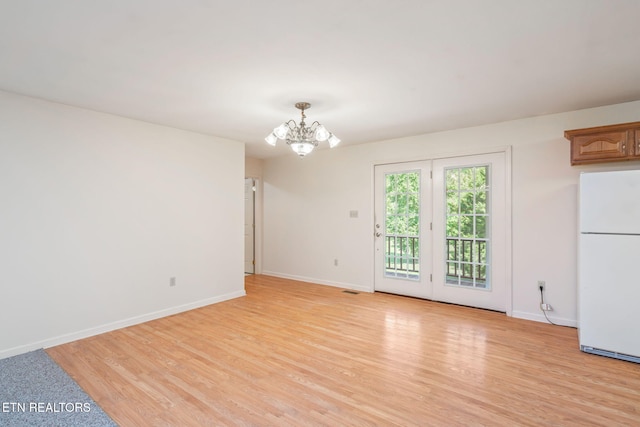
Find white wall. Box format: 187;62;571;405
0;91;245;359
245;157;263;179
262;100;640;326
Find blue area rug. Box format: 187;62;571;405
0;349;117;426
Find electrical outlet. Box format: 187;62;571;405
334;259;339;266
170;277;176;287
537;280;545;291
540;303;553;311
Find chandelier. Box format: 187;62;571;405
265;102;340;157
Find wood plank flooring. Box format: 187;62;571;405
47;275;640;426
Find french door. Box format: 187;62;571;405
374;152;507;311
373;162;432;299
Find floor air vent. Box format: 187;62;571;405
343;290;360;295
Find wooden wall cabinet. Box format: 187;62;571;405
564;121;640;165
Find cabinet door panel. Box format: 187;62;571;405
571;130;628;165
632;129;640;158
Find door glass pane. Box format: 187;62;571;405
444;165;489;289
385;171;420;280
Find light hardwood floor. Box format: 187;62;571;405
48;275;640;426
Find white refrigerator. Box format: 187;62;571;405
579;170;640;363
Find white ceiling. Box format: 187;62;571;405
1;0;639;159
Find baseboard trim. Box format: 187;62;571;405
0;290;246;360
511;310;577;327
261;271;372;293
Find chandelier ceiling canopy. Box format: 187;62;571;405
265;102;340;157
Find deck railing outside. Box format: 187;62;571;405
385;236;487;284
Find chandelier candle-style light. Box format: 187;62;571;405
265;102;340;157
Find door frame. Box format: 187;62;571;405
244;178;256;274
370;146;513;316
245;176;263;275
